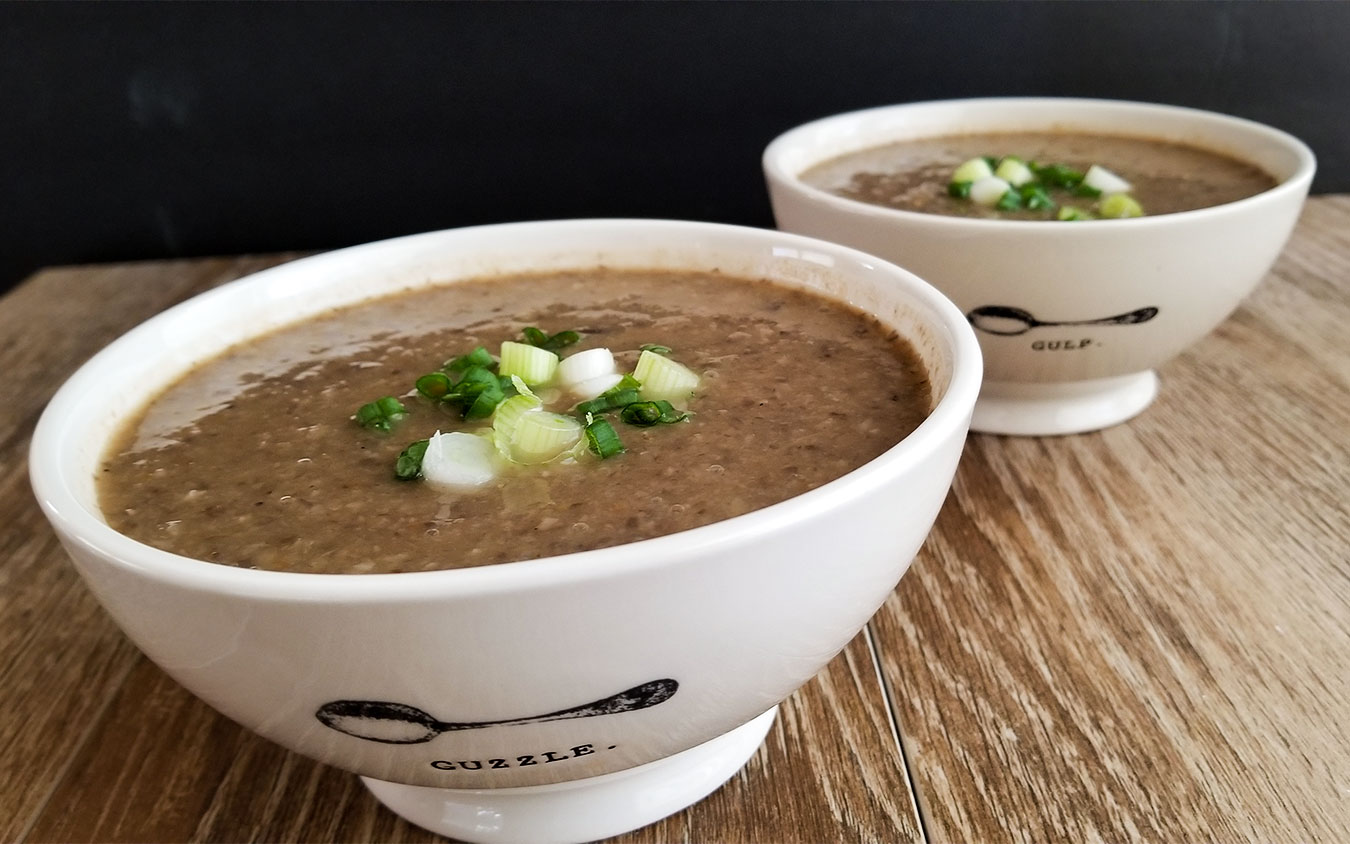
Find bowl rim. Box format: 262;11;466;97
762;96;1318;231
30;218;982;601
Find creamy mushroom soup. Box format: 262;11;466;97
99;269;931;573
800;132;1277;220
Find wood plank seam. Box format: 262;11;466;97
865;621;930;844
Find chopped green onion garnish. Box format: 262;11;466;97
492;392;543;456
584;418;624;459
355;396;408;431
947;180;972;199
1057;206;1094;221
443;346;495;373
394;439;429;480
522;327;582;353
1099;193;1144;219
500;340;559;386
653;400;689;423
421;430;499;487
1031;163;1084;188
969;176;1012;207
509;374;537;399
620;401;664;426
606;374;642;394
634;349;699;402
437;366;507;419
451;366;498;394
952;157;994;184
464;380;506;419
415;372;452;400
575;387;640;416
620;400;690;426
1072;183;1102;198
507;411;583;464
557;347;619;394
995;189;1023;212
994;156;1034;187
1083;164;1132;195
1019;183;1055;211
639;343;673;355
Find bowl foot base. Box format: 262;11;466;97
361;706;777;844
972;371;1158;436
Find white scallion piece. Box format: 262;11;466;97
634;349;699;402
1083;164;1132;195
491;393;543;457
572;372;624;399
952;157;994;183
421;430;500;488
507;411;583;464
969;176;1012;207
557;348;617;393
499;341;559;386
994;157;1034;187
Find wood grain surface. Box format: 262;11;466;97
2;197;1348;843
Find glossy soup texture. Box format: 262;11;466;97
98;269;932;573
800;131;1277;220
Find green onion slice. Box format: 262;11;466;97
575;388;640;416
994;156;1034;187
620;400;690;426
421;430;499;487
639;343;673;355
415;372;452;400
464;380;506;419
947;180;972;199
1032;163;1085;188
443;346;495;374
507;411;583;464
606;374;642;394
394;439;429;480
355;396;408;431
1019;183;1055;211
438;366;505;419
500;340;559;386
1098;193;1144;219
1057;206;1094;221
1083;164;1132;195
995;188;1023;211
633;350;699;402
492;393;543;456
584;418;624;459
952;157;994;183
969;176;1011;207
522;327;582;352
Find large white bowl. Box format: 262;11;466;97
764;98;1315;435
29;219;981;843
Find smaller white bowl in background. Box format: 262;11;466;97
764;97;1315;436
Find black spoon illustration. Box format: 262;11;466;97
315;678;679;744
966;305;1159;336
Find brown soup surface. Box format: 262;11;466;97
99;269;931;574
800;131;1277;220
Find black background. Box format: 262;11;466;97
3;1;1347;293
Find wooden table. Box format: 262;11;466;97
3;197;1348;843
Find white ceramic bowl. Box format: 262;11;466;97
29;219;981;844
764;97;1315;435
